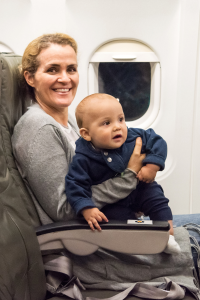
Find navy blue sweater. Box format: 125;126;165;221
65;128;167;215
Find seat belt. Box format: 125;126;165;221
183;223;200;280
44;254;186;300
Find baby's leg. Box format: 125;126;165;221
168;220;174;235
133;181;180;254
101;196;137;220
132;181;172;221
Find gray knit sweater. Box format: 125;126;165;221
12;104;138;225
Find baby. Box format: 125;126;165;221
66;93;180;254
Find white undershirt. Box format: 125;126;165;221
59;123;79;150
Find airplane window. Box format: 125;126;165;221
98;62;151;121
89;40;160;128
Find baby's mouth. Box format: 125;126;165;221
113;134;122;139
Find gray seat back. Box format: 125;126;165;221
0;53;46;300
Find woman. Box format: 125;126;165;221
12;33;145;225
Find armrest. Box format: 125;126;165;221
36;219;170;256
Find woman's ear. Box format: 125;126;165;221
79;128;91;141
24;71;35;87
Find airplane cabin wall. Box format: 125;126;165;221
192;13;200;214
0;0;200;215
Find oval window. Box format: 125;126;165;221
88;40;160;129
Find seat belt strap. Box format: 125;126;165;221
44;254;186;300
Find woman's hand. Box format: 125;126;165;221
127;137;146;174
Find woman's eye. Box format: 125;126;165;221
47;68;57;73
68;67;77;73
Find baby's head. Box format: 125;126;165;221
75;93;127;149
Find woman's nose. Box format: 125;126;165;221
57;72;71;83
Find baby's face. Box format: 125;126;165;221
86;98;127;149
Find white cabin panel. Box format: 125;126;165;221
191;20;200;214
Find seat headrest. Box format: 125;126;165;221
0;52;41;227
0;53;31;134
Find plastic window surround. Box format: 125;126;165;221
88;41;160;129
0;43;13;53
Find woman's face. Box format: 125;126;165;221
27;44;79;110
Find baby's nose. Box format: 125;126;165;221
113;124;121;130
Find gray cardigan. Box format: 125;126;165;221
12;104;138;225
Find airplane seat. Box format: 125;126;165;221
0;53;197;300
0;52;46;300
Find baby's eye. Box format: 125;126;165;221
103;121;110;126
119;117;124;122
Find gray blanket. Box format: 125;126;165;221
66;227;199;297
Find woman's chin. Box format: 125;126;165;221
54;97;74;108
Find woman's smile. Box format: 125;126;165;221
52;87;72;95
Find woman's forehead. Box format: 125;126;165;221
37;44;77;67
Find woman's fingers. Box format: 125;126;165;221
133;137;142;156
127;137;146;173
140;153;146;161
134;138;146;162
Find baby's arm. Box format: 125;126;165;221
66;154;109;230
137;164;160;183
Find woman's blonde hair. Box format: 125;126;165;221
20;33;78;101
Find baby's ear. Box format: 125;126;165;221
79;128;91;141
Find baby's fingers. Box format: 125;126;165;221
88;220;95;231
92;218;102;231
137;171;143;181
98;212;108;222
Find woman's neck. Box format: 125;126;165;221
37;101;69;126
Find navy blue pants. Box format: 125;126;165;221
101;181;172;221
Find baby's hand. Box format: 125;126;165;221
82;207;108;231
137;164;159;183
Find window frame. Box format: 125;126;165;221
88;51;161;129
